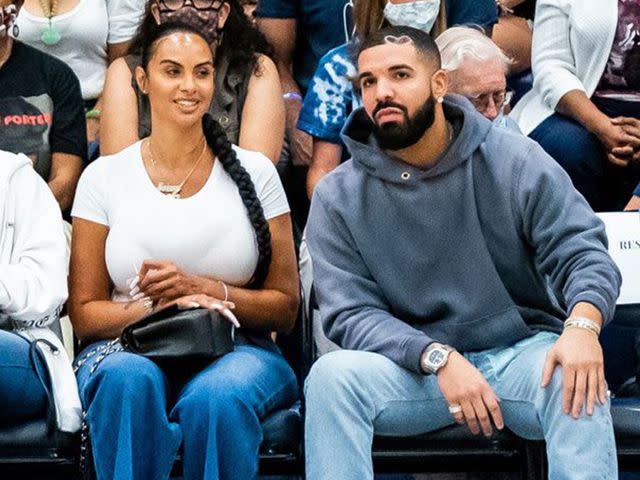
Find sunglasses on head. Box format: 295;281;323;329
156;0;223;12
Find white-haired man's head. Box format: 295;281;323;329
435;26;513;121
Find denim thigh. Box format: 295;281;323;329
0;330;48;425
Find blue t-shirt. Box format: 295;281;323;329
256;0;351;93
297;0;499;146
446;0;498;30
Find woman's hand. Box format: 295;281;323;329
610;117;640;165
594;120;638;167
137;259;205;303
169;294;240;328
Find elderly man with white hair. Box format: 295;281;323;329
436;26;520;131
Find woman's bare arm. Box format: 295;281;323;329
68;218;149;340
100;58;140;155
238;55;286;164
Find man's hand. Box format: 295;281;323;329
138;259;204;303
437;352;504;437
541;328;607;418
285;98;313;167
86;118;100;144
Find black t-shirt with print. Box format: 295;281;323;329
0;41;86;181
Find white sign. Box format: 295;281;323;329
596;212;640;305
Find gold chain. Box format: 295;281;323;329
38;0;59;19
145;138;208;197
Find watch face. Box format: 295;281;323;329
428;349;446;366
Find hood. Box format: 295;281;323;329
0;150;33;189
340;94;494;184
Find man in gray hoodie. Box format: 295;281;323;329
304;26;621;479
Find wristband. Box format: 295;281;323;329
564;316;601;336
85;108;101;119
282;92;303;102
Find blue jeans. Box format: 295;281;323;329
0;330;48;425
305;332;617;479
75;340;298;480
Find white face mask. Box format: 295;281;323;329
383;0;440;34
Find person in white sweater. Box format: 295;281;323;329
511;0;640;212
0;148;80;433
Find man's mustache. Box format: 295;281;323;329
372;101;408;119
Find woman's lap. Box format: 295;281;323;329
75;339;298;438
76;340;297;413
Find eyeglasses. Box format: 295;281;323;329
464;89;514;113
156;0;223;12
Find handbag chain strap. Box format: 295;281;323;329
75;338;124;477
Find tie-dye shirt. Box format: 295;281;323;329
297;43;359;144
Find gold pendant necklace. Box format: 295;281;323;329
146;138;207;199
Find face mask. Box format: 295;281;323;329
383;0;440;33
160;6;220;47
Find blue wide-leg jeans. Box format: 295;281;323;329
0;329;48;425
305;332;617;480
75;340;298;480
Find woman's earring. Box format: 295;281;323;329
12;23;19;38
437;96;444;104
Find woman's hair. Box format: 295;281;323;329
129;0;273;74
202;114;272;288
352;0;447;39
435;26;513;75
139;21;210;70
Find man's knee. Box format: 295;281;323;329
304;350;380;402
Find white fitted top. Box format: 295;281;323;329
71;141;289;301
15;0;145;100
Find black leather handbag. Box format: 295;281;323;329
120;305;234;363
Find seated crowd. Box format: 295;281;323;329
0;0;638;479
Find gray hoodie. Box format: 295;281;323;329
306;96;621;374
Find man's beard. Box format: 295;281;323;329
160;7;220;47
370;95;436;151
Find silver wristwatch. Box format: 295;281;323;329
420;343;454;375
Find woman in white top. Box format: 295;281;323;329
69;22;299;480
15;0;146;142
511;0;640;212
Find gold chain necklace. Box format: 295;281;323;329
38;0;60;45
146;138;207;199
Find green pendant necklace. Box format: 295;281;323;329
38;0;60;46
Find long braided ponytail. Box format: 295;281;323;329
202;114;272;288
